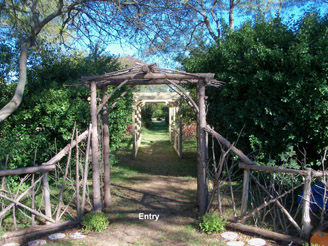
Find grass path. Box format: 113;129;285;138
46;120;278;246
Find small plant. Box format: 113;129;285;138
81;212;109;233
199;212;226;233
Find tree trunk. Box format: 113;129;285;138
102;86;111;208
90;82;102;212
229;0;234;31
0;40;31;122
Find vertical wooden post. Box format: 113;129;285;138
75;128;81;219
31;152;36;226
178;103;183;158
102;86;111;208
41;144;52;222
81;124;92;215
90;81;102;212
136;105;142;149
241;167;250;219
197;79;208;215
302;168;312;239
1;155;8;226
42;172;52;222
169;107;172;142
205;132;209;159
132;105;137;159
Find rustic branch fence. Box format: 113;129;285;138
204;125;328;242
0;125;92;241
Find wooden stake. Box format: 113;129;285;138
0;155;8;226
81;124;92;214
56;124;76;222
90;81;102;212
301;168;312;239
42;172;51;224
241;168;250;218
31;149;37;226
75;128;81;219
132;105;136;159
102;86;111;208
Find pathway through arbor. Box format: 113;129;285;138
47;120;279;246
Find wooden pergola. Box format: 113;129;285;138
81;63;222;214
132;92;183;159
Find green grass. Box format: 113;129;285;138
113;120;198;180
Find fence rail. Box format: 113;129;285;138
204;125;328;240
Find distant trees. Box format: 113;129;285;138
183;13;328;166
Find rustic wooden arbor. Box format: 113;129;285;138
81;63;221;214
0;63;324;243
132;92;183;159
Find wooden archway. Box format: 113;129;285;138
132;92;183;159
81;63;222;214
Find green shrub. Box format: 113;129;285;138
81;212;109;233
199;212;226;233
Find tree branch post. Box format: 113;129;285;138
102;86;111;208
241;167;250;220
197;79;208;215
90;82;102;212
301;168;313;239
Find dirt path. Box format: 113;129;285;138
45;120;279;246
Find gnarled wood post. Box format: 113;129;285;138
197;79;208;215
241;167;250;219
178;101;183;158
42;172;52;223
132;105;137;159
169;107;173;143
90;81;102;212
301;168;312;239
102;86;111;208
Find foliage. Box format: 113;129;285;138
182;122;197;140
81;212;109;233
183;13;328;166
0;45;131;172
153;104;167;119
199;212;226;233
141;104;154;128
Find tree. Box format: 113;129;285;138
180;0;325;46
183;13;328;166
0;0;195;121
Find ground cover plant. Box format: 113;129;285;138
199;212;226;233
81;212;109;233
